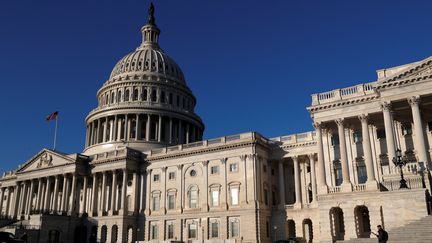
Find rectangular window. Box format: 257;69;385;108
153;174;160;182
211;166;219;174
211;190;219;207
152;195;160;211
229;163;238;172
264;189;268;205
353;132;362;143
230;188;239;205
402;124;412;135
151;224;158;239
167;224;174;239
335;167;342;186
230;220;240;238
211;221;219;238
168;194;175;210
266;221;270;238
152;89;157;102
188;224;197;239
168;172;176;180
189;189;198;208
331;135;339;146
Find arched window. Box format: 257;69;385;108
142;88;147;101
133;88;138;101
117;91;122;103
188;186;198;208
161;91;166;103
111;93;115;104
125;89;130;102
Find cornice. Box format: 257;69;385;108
307;94;379;113
375;74;432;91
278;140;317;150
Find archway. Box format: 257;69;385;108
287;220;296;239
111;225;118;243
330;207;345;241
100;225;108;243
355;206;371;238
302;219;313;243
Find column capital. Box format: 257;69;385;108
220;158;227;164
381;101;392;111
358;114;369;123
408;96;420;107
307;153;316;161
161;167;167;172
313;122;323;130
335;118;345;127
239;155;247;162
291;155;299;162
201;160;209;167
176;164;183;170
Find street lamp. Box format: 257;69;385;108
392;149;409;189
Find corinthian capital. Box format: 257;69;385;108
381;101;392;111
358;114;369;123
335;118;345;127
407;96;420;107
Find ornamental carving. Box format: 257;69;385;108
358;114;369;123
37;153;53;168
408;96;420;107
381;101;392;111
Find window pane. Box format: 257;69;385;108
190;188;198;208
168;195;175;210
212;190;219;206
168;224;174;239
231;188;239;205
188;224;197;238
211;222;219;238
231;221;239;237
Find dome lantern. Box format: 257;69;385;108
140;3;160;48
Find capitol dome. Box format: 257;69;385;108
83;4;204;154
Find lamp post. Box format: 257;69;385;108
392;149;409;189
273;225;278;242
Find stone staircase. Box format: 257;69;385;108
340;215;432;243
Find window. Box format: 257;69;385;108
271;168;275;175
151;224;158;239
230;187;239;205
333;161;342;186
152;194;160;211
169;93;173;105
161;91;166;103
229;218;240;238
167;224;174;239
153;174;160;182
152;89;157;102
211;190;219;207
117;91;122;103
357;164;367;184
188;223;197;239
168;172;176;180
229;163;238;172
211;166;219;174
331;135;339;146
210;221;219;238
353;132;362;143
168;194;175;210
263;165;267;173
142;88;147;101
125;89;130;102
264;189;268;205
272;190;276;206
190;170;197;177
189;186;198;208
428;121;432;131
402;124;412;135
266;221;270;238
133;89;139;101
377;129;386;139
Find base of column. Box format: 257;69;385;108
341;182;353;192
366;180;379;191
317;185;328;195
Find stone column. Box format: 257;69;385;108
382;102;397;172
169;117;173;144
52;176;59;212
145;169;152;214
335;119;352;192
60;176;67;212
18;182;26;216
5;187;11;217
160;168;166;214
127;115;132;139
292;156;302;208
179;120;183;144
221;158;228;209
69;174;77;214
313;122;328;194
358;114;378;190
146;114;151;141
158;115;162;142
133;172;139;214
186;123;190;144
120;169;128;215
0;188;4;216
117;117;122;140
96;119;101;144
109;119;114;141
100;172;107;214
102;118;107;142
136;114;141;140
408;96;429;165
308;154;317;203
12;185;20;218
44;177;52;212
139;172;145;213
124;114;129;140
278;161;286;207
110;171;117;215
36;179;42;212
113;115;118;141
202;161;209;211
91;173;98;216
81;176;88;214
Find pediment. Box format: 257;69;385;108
378;56;432;84
16;149;76;173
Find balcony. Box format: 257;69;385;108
311;81;377;106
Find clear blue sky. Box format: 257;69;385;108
1;0;432;173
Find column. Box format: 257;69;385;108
91;173;98;216
81;176;88;214
96;119;101;144
44;177;52;212
139;172;145;213
408;96;429;165
359;115;378;189
221;158;228;209
69;174;77;214
179;120;183;144
125;114;129;140
5;187;11;217
158;115;162;142
117;117;122;140
109;119;114;141
278;161;285;207
102;117;107;142
313;122;328;194
120;169;128;215
60;175;67;212
335;119;352;191
100;172;107;214
202;161;209;211
186;123;190;144
293;156;302;208
52;176;59;212
146;114;151;141
308;154;317;203
136;114;141;140
169;117;173;144
382;102;397;171
110;171;117;215
0;188;4;217
127;115;132;139
133;172;139;214
90;122;95;146
18;182;26;216
113;115;118;141
35;179;42;212
145;169;152;214
12;185;20;218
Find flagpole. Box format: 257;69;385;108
53;116;58;150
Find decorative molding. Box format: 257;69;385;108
407;96;420;107
381;101;392;111
37;153;53;169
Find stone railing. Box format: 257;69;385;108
353;184;366;192
381;176;425;191
328;186;341;194
270;131;316;144
148;132;263;156
311;81;377;105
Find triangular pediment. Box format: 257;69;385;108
16;149;76;173
378;56;432;84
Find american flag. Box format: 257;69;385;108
46;111;59;121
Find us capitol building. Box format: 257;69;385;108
1;5;432;243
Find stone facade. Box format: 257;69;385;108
1;4;432;243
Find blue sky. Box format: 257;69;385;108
1;0;432;173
